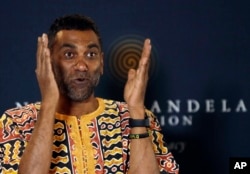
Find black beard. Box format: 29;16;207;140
53;65;101;102
64;73;100;102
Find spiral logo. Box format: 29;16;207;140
106;35;157;84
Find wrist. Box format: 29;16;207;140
128;107;145;119
130;127;148;134
129;116;150;128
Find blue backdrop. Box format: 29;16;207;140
1;1;250;173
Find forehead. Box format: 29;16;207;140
54;30;100;47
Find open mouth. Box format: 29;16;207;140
73;78;88;85
76;78;85;81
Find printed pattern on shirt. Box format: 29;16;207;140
0;103;40;173
0;99;179;174
95;100;128;173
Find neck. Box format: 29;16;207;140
56;94;99;117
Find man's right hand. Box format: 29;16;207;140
35;33;59;104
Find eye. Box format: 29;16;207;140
64;51;75;59
86;51;98;59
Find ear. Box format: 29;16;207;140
100;52;104;75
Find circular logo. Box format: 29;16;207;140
106;35;158;84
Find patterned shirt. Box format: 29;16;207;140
0;98;179;173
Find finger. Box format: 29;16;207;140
36;34;47;73
41;34;51;72
127;69;136;81
137;39;151;81
141;39;151;60
36;36;43;73
44;47;52;74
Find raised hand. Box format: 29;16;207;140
19;34;59;174
35;34;59;104
124;39;151;118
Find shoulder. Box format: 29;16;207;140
98;98;129;118
100;98;127;108
99;98;158;115
1;102;41;122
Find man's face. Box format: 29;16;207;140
51;29;103;102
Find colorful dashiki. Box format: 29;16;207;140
0;98;179;173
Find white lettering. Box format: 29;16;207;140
150;100;161;113
168;115;179;126
150;99;248;125
234;162;241;169
222;99;231;112
160;115;165;126
15;101;28;108
234;161;247;169
182;115;193;126
235;99;247;112
205;99;215;113
187;99;199;113
241;162;247;168
159;115;193;126
167;100;180;113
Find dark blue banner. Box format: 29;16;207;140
1;1;250;173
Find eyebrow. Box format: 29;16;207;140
87;43;101;50
59;43;76;50
59;42;101;50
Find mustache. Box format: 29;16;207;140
71;72;90;80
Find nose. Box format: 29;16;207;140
74;59;88;71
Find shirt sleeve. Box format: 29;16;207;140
145;109;180;174
0;103;39;174
0;112;23;174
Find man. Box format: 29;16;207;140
0;14;179;174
